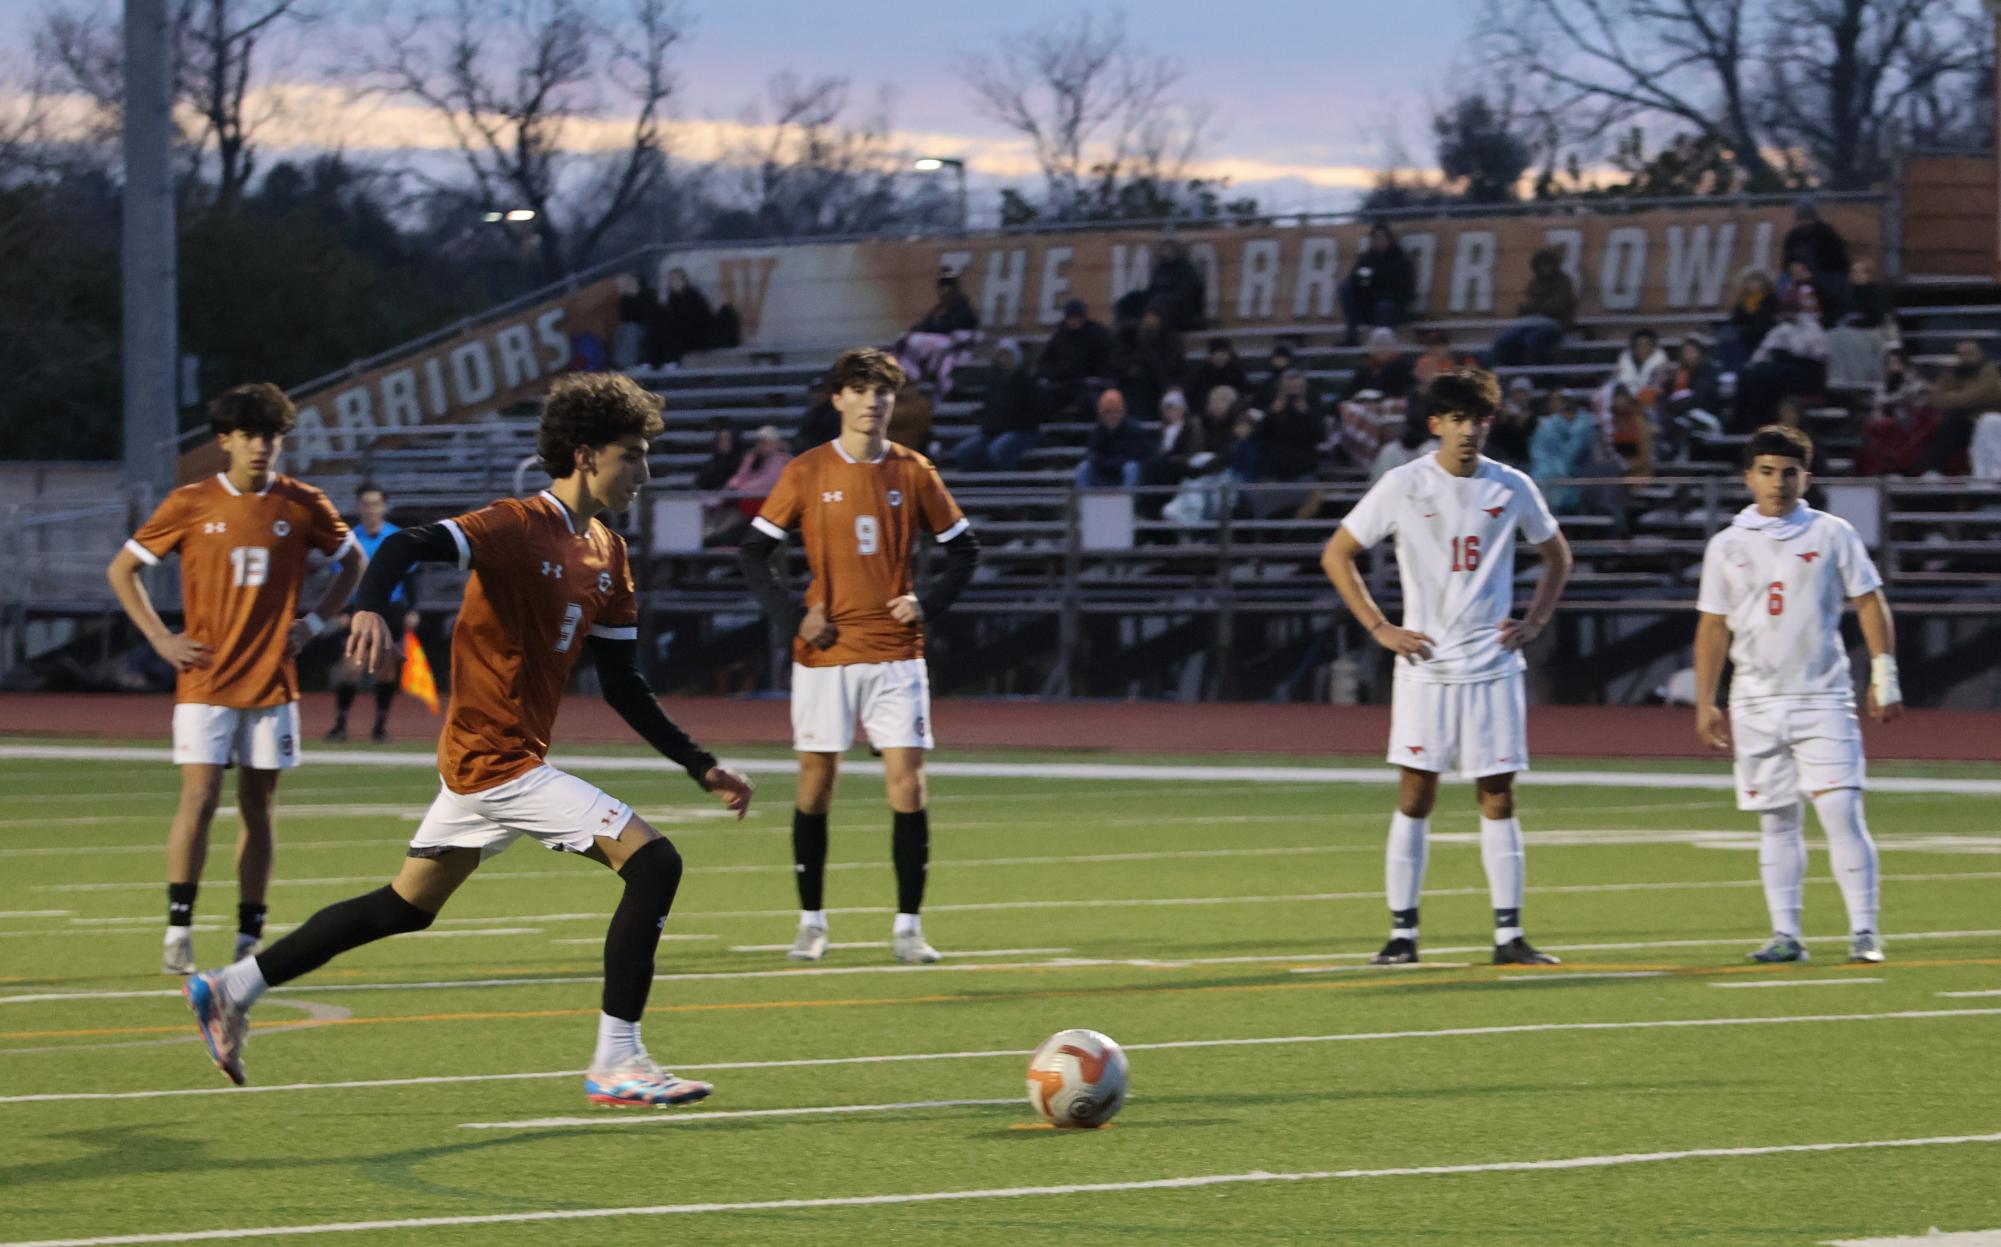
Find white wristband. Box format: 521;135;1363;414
1870;654;1901;707
301;612;328;638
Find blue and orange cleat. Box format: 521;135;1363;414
184;971;248;1086
585;1055;712;1108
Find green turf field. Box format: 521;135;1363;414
2;745;1997;1246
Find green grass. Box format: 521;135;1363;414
1;745;1998;1246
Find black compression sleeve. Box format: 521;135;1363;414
737;528;804;633
916;527;980;621
353;524;460;616
587;635;718;786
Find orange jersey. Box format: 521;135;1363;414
437;491;637;794
753;440;966;667
126;473;352;709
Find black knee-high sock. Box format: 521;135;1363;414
332;682;357;725
603;838;684;1022
254;885;433;988
792;809;828;912
892;809;929;915
372;680;396;728
236;902;267;940
167;882;197;927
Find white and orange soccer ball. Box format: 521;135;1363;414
1025;1028;1128;1128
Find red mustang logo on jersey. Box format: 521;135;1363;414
1798;551;1821;562
1484;505;1505;517
1406;745;1424;755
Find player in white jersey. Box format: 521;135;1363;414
1694;424;1900;965
1323;368;1574;966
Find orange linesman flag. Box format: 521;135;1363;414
399;630;440;714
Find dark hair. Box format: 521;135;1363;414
537;372;665;479
1207;336;1232;354
827;346;906;394
1427;367;1502;422
356;482;386;501
209;382;295;438
1743;423;1814;467
1630;327;1658;345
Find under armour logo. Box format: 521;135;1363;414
541;561;564;578
203;521;227;534
1484;505;1505;517
822;490;844;503
1798;551;1820;562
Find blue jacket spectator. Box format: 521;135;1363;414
1076;389;1155;488
1530;391;1599;514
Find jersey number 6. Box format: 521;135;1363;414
855;515;879;556
1767;581;1784;616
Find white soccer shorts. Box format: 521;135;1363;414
408;764;633;859
1386;670;1529;779
790;659;935;753
1728;698;1866;811
172;702;301;771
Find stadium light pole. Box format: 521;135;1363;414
122;0;177;500
913;156;968;231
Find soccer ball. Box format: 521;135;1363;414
1025;1028;1128;1128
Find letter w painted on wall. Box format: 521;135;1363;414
718;257;780;338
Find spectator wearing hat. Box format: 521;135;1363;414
1147;239;1207;332
955;339;1042;472
1339;224;1416;346
1189;337;1251;416
1341;329;1416;402
1141;388;1208;492
1036;297;1114;418
896;270;981;395
1783;199;1851;320
1490;247;1577;367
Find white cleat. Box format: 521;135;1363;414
1848;931;1886;963
585;1054;712;1107
892;931;941;965
162;929;195;976
786;923;828;962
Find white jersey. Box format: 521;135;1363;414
1339;454;1560;684
1697;503;1882;704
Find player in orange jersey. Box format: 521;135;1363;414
183;373;754;1106
738;347;980;965
107;383;365;976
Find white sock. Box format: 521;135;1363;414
164;926;191;944
594;1013;643;1069
893;913;921;937
1480;817;1525;942
1757;803;1807;937
1385;812;1429;921
216;955;267;1007
1812;788;1880;934
799;909;826;929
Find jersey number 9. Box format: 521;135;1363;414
855;515;879;556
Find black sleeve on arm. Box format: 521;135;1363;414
917;526;980;621
737;527;803;634
587;635;718;787
352;524;460;616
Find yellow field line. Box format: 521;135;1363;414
7;956;2001;1043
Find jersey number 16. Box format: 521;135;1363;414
1450;535;1482;572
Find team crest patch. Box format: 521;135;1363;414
273;519;292;536
598;571;612;592
888;489;903;507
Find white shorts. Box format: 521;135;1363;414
408;764;633;859
172;702;301;771
1729;698;1866;811
1387;672;1528;779
791;659;934;753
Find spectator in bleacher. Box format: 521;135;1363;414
1843;257;1894;333
1490;247;1578;367
1779;258;1824;326
1662;338;1724;448
792;377;840;454
1485;378;1538;468
1918;339;2001;476
955;339;1041;472
708;424;791;544
1774;399;1832;507
615;273;663;370
1341;328;1415;401
657;267;715;366
1148;239;1207;332
1037;298;1115;418
1251;340;1297;410
1190;337;1251;416
1734;296;1830;430
897;270;980;396
1076;388;1154;488
1339;224;1416;346
1258;372;1326;482
1614;328;1671;401
1530;389;1599;513
693;419;743;492
886;379;934;453
1858;348;1939;477
1716;268;1779;375
1607;386;1655;478
1782;199;1851;319
1141;388;1207;489
1367;407;1438;484
1413;329;1475;393
1113;307;1186;430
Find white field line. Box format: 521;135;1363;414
0;911;70;918
725;943;1072;955
1497;971;1668;983
5;1006;1999;1105
0;925;542;942
5;743;1999;796
463;1095;1023;1130
5;1133;1999;1245
1711;978;1886;989
7;927;2000;1008
1829;1232;2001;1245
1937;989;2001;998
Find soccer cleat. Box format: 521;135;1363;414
162;929;196;976
1492;937;1561;965
892;931;941;964
323;723;347;742
1369;937;1420;965
1848;931;1886;963
584;1055;712;1108
1749;933;1809;964
786;923;828;962
370;724;390;744
184;971;248;1086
